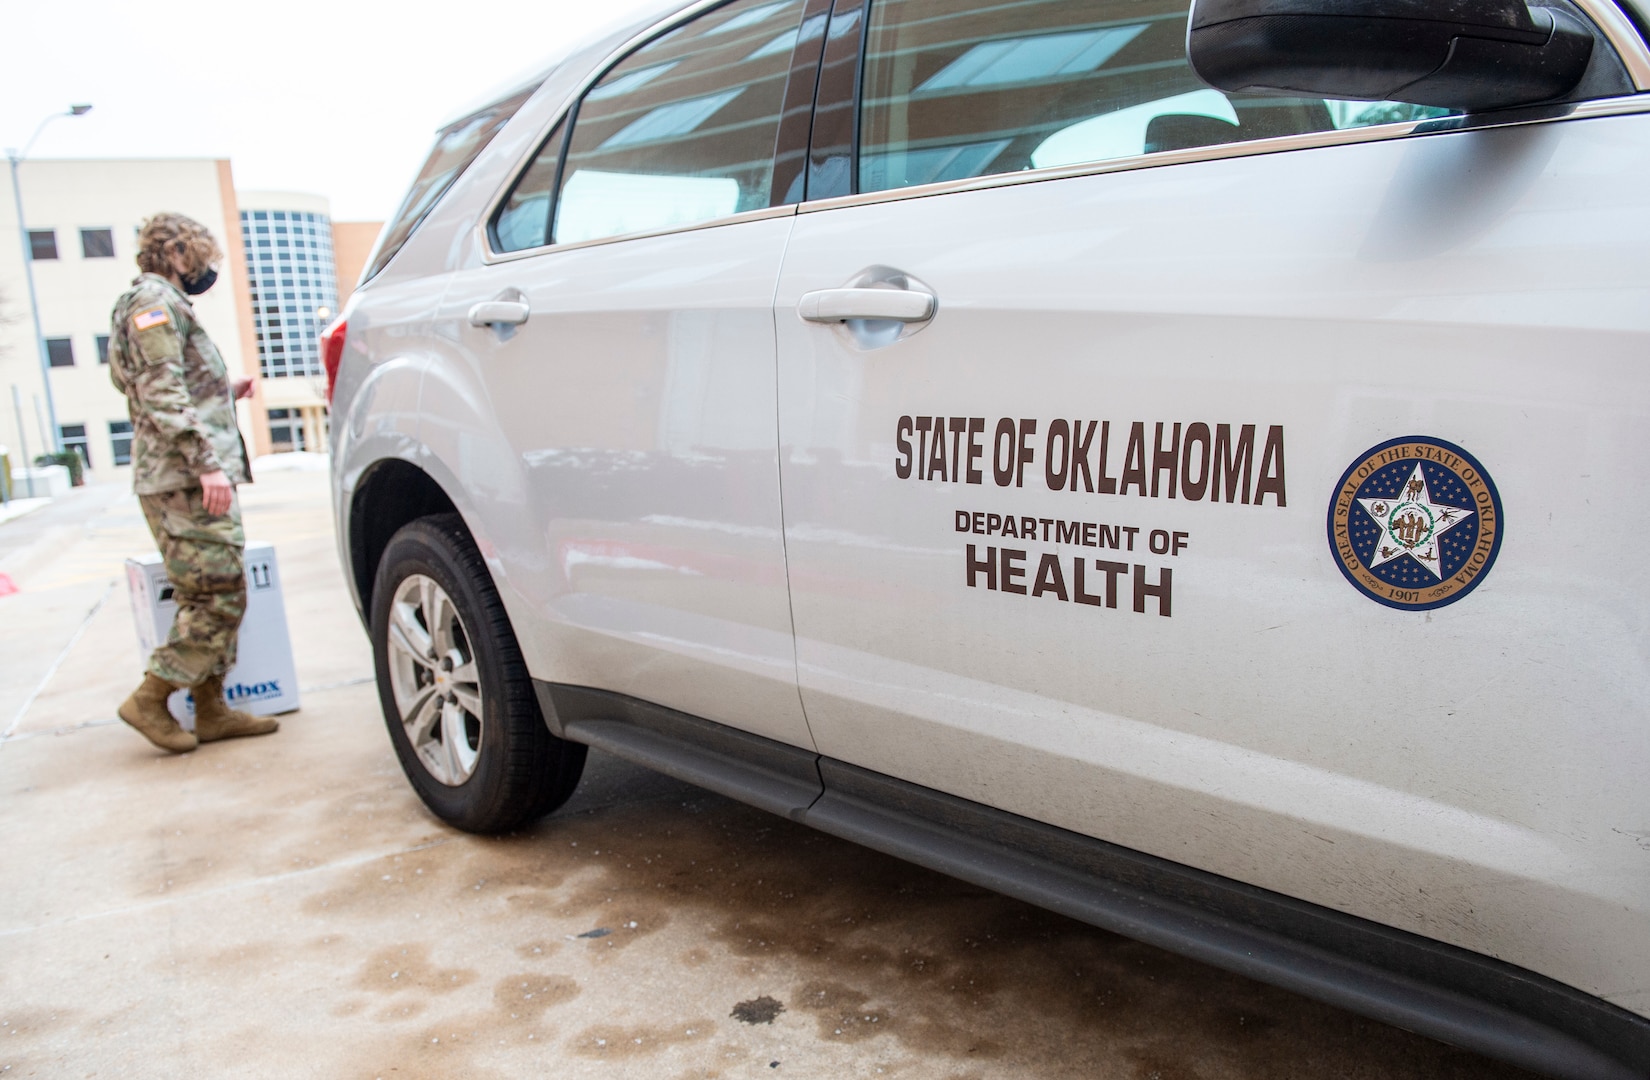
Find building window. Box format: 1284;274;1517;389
95;334;111;364
45;337;75;367
109;421;133;466
268;408;305;452
241;206;338;378
81;228;116;258
28;230;57;260
60;424;90;469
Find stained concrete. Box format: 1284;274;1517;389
0;469;1532;1079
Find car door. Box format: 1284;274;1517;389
775;0;1650;1006
431;0;826;748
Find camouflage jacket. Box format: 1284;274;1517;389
108;274;251;495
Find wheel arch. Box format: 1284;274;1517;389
348;459;461;619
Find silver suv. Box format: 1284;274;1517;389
326;0;1650;1074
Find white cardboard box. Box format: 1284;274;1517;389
125;541;301;727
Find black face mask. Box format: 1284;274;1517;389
181;267;218;295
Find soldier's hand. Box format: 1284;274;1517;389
232;376;256;401
200;469;234;516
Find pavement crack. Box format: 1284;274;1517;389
1;716;121;743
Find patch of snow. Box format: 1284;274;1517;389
0;497;52;526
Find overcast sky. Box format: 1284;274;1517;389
1;0;668;222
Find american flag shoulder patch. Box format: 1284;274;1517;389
133;306;170;331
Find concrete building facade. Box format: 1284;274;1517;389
0;158;261;485
0;163;49;482
0;159;383;487
330;220;381;308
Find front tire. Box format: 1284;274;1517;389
370;514;585;833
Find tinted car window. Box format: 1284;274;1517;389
543;0;808;246
493;120;567;253
364;84;538;281
857;0;1454;194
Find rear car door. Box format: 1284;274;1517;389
774;0;1650;1012
430;0;825;748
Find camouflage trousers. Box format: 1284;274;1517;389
139;486;246;687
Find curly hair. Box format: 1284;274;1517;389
136;213;222;278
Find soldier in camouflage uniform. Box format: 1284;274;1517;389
110;213;279;753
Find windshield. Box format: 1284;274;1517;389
360;84;539;284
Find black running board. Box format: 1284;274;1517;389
538;682;1650;1080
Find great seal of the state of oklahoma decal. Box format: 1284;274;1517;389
1328;436;1503;611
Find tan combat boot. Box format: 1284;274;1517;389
192;675;279;742
118;673;197;754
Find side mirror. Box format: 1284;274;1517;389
1187;0;1595;112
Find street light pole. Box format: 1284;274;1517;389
5;104;92;460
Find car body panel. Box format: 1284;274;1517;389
330;276;447;612
328;0;1650;1059
426;214;814;749
773;113;1650;1010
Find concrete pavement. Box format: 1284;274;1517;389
0;470;1531;1078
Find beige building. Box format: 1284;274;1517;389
0;167;48;480
331;220;382;307
0;158;260;485
0;158;384;487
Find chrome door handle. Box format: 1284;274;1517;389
798;287;935;323
468;300;530;327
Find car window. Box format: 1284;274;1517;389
366;85;538;280
493;119;567;253
856;0;1454;194
494;0;809;252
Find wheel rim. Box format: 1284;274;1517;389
386;574;483;786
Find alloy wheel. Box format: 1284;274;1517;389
386;573;483;785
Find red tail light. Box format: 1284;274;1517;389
320;316;347;403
